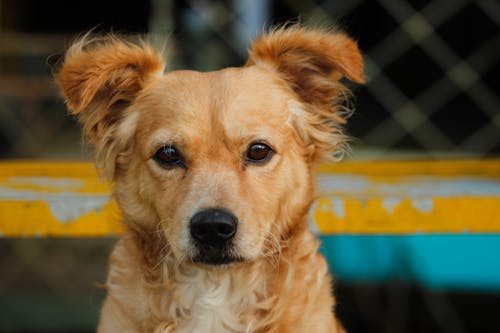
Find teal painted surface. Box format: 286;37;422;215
320;235;500;291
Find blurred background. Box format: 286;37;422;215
0;0;499;332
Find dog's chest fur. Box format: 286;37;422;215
164;267;261;333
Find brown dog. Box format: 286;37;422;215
57;25;363;333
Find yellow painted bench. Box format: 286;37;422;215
1;159;499;237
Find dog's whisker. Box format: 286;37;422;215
261;229;284;270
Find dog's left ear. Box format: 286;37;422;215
247;26;364;161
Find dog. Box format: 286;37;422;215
57;25;363;333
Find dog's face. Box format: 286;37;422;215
58;27;363;267
133;67;312;265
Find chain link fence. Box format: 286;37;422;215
1;0;499;332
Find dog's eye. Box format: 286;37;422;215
154;145;183;168
246;143;273;163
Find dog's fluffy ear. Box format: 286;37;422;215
247;25;364;161
57;35;164;176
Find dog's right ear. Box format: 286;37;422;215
57;35;164;146
57;35;164;177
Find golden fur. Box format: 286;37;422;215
57;25;364;333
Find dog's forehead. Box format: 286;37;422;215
137;66;293;134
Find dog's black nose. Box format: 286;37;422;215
190;209;238;246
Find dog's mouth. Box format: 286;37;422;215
192;254;244;266
190;245;245;266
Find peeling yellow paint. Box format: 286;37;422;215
0;200;122;237
0;162;107;194
317;159;500;177
315;197;500;234
0;161;120;237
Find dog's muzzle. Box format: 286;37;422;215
189;208;240;265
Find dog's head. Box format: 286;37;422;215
58;26;363;267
